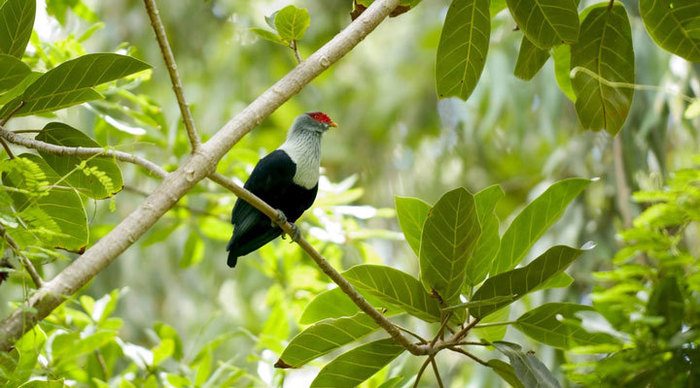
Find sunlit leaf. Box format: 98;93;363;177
0;72;41;105
514;303;620;349
506;0;579;49
395;196;431;257
36;122;124;199
570;4;634;135
533;272;574;291
640;0;700;61
344;264;442;322
250;28;285;45
310;339;404;388
491;178;590;274
472;307;509;341
493;341;561;388
466;184;504;287
552;45;575;101
514;36;550;80
274;5;310;43
436;0;490;100
488;359;525;388
0;53;150;118
420;187;481;304
180;231;205;268
0;0;35;58
0;54;30;93
472;245;585;319
277;313;379;368
300;288;361;324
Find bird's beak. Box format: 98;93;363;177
329;120;338;128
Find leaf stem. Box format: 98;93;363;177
413;355;434;388
448;346;489;366
431;357;445;388
142;0;201;152
0;138;14;158
473;320;516;329
290;40;302;64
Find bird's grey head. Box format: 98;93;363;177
290;112;338;135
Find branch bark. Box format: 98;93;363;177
0;0;401;352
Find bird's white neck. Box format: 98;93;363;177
278;130;322;190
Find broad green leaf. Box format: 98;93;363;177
6;327;47;385
420;187;481;304
640;0;700;61
493;341;561;388
647;276;684;339
466;184;504;286
488;359;525;388
570;4;634;135
505;0;579;49
0;0;35;58
0;54;30;92
395;196;431;257
514;303;620;349
490;0;507;16
52;331;116;369
310;338;404;388
471;245;584;319
472;307;509;341
250;28;285;45
344;264;442;322
0;53;150;117
299;288;360;324
36;122;124;199
514;36;550;80
277;313;379;368
4;153;89;252
274;5;310;43
436;0;490;100
180;231;205;267
444;294;515;311
552;45;575;102
491;178;590;274
0;71;41;105
533;272;574;291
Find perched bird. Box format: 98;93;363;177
226;112;337;267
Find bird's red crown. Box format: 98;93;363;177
308;112;337;127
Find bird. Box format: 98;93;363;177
226;112;337;268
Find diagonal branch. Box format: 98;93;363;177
0;224;43;288
0;0;401;352
142;0;201;152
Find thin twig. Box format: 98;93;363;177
290;40;302;64
448;346;489;367
0;138;14;158
142;0;201;152
0;126;167;178
11;129;41;134
451;317;481;341
0;224;42;288
473;320;516;329
0;101;25;126
395;324;428;344
431;356;444;388
413;356;434;388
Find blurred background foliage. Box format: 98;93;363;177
1;0;699;386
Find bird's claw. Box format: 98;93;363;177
280;222;301;243
273;209;287;227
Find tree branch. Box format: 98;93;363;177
0;0;401;352
142;0;201;152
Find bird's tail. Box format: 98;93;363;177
227;248;239;268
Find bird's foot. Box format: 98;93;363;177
286;223;301;243
272;209;288;227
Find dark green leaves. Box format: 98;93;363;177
640;0;700;61
36;122;123;199
0;0;35;58
471;245;585;319
493;342;561;388
395;196;431;256
310;339;404;388
506;0;579;49
436;0;490;100
0;54;30;92
514;37;550;80
571;4;634;135
1;53;150;118
492;178;590;274
466;185;504;286
420;187;481;304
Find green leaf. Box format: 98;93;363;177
0;71;41;105
493;341;561;388
466;184;504;286
552;45;575;102
52;331;116;369
395;196;431;257
436;0;490;100
647;276;684;339
570;4;634;135
250;28;285;45
472;307;509;341
36;122;124;199
310;338;404;388
505;0;579;49
277;313;379;368
514;36;550;80
0;0;35;58
344;264;442;322
5;327;47;385
300;288;361;324
640;0;700;61
0;54;30;93
1;53;150;118
491;178;590;274
274;5;310;43
4;153;89;252
180;231;205;268
533;272;574;291
420;187;481;304
444;294;516;311
514;303;620;349
471;245;585;319
488;359;525;388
